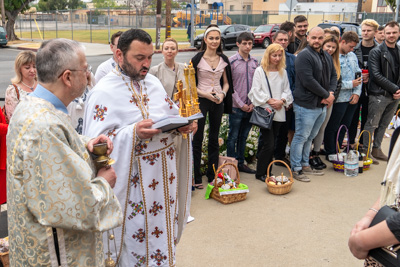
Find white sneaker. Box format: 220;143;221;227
302;166;324;176
187;215;195;223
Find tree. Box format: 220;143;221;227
385;0;397;19
131;0;152;28
38;0;83;11
4;0;34;41
92;0;116;8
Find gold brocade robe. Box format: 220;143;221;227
6;96;122;266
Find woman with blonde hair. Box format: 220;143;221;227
309;35;341;169
248;43;293;181
5;51;37;121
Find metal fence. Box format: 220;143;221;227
14;8;397;44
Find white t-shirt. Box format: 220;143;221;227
94;57;116;83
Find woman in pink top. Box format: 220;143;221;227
191;24;234;189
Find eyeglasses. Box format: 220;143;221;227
58;65;92;78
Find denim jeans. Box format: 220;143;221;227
193;97;224;184
227;108;253;165
363;95;399;149
290;103;326;172
323;101;358;156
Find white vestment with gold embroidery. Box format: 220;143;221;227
83;69;192;267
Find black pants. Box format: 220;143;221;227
274;108;294;160
256;121;283;178
348;86;369;145
193;97;224;184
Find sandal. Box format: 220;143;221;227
194;184;204;190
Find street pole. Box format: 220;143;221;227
190;0;194;48
156;0;161;49
396;0;400;22
288;0;293;21
165;0;171;39
0;0;5;27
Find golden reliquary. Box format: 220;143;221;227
173;61;200;118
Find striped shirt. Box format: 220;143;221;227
229;52;259;108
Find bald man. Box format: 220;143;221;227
290;27;337;182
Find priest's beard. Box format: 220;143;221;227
122;56;149;81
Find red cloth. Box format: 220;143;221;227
0;108;8;205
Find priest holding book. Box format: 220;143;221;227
83;29;193;266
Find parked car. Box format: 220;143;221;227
0;27;7;47
253;24;280;48
194;24;252;50
317;22;362;40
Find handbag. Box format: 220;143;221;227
249;70;275;130
367;205;400;267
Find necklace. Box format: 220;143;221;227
21;80;36;91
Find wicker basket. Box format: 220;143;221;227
0;251;9;267
332;125;349;172
356;130;373;171
210;162;247;204
265;160;294;195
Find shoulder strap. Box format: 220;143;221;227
12;84;20;100
263;70;273;98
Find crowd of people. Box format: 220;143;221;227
2;15;400;266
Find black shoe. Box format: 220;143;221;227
255;174;267;182
309;157;323;170
314;156;327;169
238;164;256;174
319;149;326;156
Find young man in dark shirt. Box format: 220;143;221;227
363;21;400;162
348;19;379;163
287;15;308;54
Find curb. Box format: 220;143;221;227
16;46;39;52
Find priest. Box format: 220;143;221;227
83;29;193;266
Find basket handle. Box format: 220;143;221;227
266;160;293;184
336;124;349;155
356;130;372;159
396;108;400;119
214;162;240;186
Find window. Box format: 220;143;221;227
230;5;234;11
377;0;387;6
246;5;251;11
263;0;268;2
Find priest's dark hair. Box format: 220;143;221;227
118;28;152;56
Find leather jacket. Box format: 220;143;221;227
368;42;400;96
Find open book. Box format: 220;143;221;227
152;113;204;132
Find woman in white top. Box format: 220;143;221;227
248;43;293;181
5;51;37;121
149;38;185;98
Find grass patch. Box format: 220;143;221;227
18;28;205;44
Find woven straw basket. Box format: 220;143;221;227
210;162;247;204
265;160;294;195
0;251;9;267
332;125;349;172
356;130;373;171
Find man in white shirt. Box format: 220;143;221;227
94;31;123;83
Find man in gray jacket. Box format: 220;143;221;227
290;27;337;182
363;21;400;162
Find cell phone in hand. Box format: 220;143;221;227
211;93;220;101
355;72;362;79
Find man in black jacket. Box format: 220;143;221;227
287;15;308;54
348;19;379;164
290;27;337;182
363;20;400;162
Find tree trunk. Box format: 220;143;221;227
5;10;19;41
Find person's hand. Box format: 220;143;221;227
352;77;362;88
362;72;369;84
192;121;198;135
321;92;335;106
393;89;400;100
178;122;193;134
97;166;117;188
267;99;283;111
349;94;360;105
136;119;161;140
87;134;113;155
240;104;250;112
351;215;375;236
248;104;254;112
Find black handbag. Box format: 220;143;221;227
368;205;400;267
250;70;275;130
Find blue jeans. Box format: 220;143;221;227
227;108;253;165
290;103;326;172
